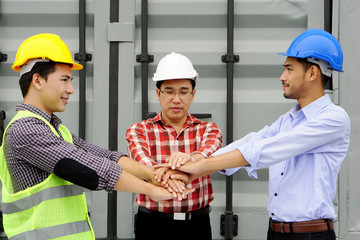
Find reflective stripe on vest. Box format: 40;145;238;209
2;184;85;214
0;110;94;239
10;221;90;240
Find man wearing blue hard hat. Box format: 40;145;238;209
157;29;350;240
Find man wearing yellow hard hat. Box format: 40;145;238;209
0;33;193;239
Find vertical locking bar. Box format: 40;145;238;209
324;0;333;90
107;0;119;239
221;0;239;239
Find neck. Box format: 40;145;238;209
24;95;52;115
297;91;324;109
161;114;187;134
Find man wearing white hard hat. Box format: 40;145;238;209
0;35;193;239
126;52;223;240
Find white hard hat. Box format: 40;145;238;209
152;52;198;82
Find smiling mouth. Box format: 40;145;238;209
62;98;69;104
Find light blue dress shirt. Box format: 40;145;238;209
215;94;350;222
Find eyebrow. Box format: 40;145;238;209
163;86;190;90
62;75;73;80
283;64;292;68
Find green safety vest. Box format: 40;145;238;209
0;110;95;240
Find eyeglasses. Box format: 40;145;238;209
159;89;193;98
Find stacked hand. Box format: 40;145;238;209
150;152;203;204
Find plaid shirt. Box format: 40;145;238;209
4;104;124;193
126;112;223;213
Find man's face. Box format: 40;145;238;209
38;63;74;115
156;79;196;125
280;57;306;100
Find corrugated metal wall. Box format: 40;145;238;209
1;0;360;239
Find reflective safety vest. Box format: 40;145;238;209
0;110;95;239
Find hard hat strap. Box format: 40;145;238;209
19;58;50;76
307;57;333;77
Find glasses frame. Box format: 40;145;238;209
158;89;194;98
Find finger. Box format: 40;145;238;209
173;192;182;201
162;170;173;185
174;180;185;192
169;157;179;170
159;200;170;207
181;156;194;165
167;180;181;193
177;192;183;201
170;173;189;183
172;180;185;193
168;153;182;169
155;168;166;182
153;168;161;181
154;163;170;169
175;158;184;169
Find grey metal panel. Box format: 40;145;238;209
338;0;360;239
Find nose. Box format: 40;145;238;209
280;70;287;82
172;92;182;102
66;81;75;94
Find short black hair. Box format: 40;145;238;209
296;58;331;88
156;79;196;90
19;61;71;97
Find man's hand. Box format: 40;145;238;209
166;152;196;170
155;160;203;176
148;184;195;205
154;167;190;184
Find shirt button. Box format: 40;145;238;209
281;172;284;176
274;193;278;196
271;213;275;216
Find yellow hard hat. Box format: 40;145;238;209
12;33;83;73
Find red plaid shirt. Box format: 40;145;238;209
126;112;223;213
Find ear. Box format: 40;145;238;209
191;89;196;102
308;65;320;82
156;88;160;101
31;73;44;90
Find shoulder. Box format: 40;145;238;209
9;116;49;135
188;116;222;133
6;116;52;145
312;103;350;131
126;119;159;136
321;103;349;122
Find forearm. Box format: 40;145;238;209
113;170;155;194
191;153;205;161
180;149;249;178
117;156;153;181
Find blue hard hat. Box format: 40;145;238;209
278;29;343;72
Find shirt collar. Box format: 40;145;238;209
16;103;63;127
289;94;332;120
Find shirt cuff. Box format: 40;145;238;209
104;161;123;192
219;167;241;176
109;151;127;162
237;142;262;179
